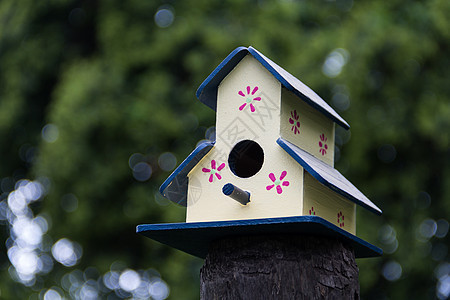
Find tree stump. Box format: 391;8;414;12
200;235;359;300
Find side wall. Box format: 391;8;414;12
303;172;356;234
280;88;335;166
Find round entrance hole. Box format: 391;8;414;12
228;140;264;178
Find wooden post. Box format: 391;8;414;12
200;235;360;299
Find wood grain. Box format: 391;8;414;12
200;235;360;299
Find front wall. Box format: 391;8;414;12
215;54;281;154
280;88;335;166
186;55;304;222
186;145;304;222
303;172;356;234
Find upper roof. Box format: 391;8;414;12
196;46;350;130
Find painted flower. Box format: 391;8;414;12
337;211;345;228
309;206;316;215
319;133;328;156
289;110;300;134
266;171;290;194
202;159;225;183
238;86;261;112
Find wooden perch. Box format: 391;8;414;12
222;183;251;205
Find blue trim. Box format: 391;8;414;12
196;47;248;111
137;216;382;259
248;47;349;129
159;141;214;206
222;183;234;196
277;138;382;215
196;46;350;129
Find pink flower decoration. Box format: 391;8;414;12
337;211;345;228
309;206;316;215
319;134;328;156
238;86;261;112
289;110;300;134
202;159;225;183
266;171;290;194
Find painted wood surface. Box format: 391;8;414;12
215;54;281;153
303;172;356;234
185;55;306;223
136;216;383;259
186;145;304;222
280;87;335;166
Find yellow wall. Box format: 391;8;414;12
280;88;335;166
302;172;356;234
186;146;304;222
186;55;305;223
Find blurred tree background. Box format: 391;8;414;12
0;0;449;299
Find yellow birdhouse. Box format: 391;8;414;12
139;46;382;258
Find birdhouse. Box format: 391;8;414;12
138;46;382;258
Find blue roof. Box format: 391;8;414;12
277;138;382;215
159;141;214;206
137;216;382;258
196;46;350;130
160;138;382;216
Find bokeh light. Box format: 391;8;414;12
44;288;62;300
435;263;450;299
98;266;169;299
119;269;141;292
103;271;120;290
435;219;449;238
382;260;402;281
158;152;177;172
205;126;216;141
322;48;350;78
78;280;98;300
2;179;54;286
419;218;438;239
129;153;153;181
378;224;399;254
41;124;59;143
51;238;82;267
149;278;170;300
132;162;153;182
154;6;175;28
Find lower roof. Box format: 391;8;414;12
159;141;214;206
277;138;382;215
160;138;382;216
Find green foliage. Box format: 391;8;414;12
0;0;448;299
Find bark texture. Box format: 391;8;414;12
200;235;359;300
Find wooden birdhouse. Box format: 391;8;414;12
138;46;382;258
